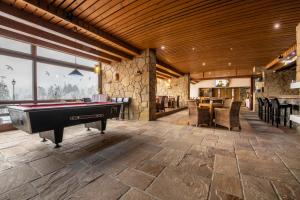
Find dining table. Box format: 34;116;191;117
198;103;224;123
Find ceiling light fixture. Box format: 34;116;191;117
202;62;206;66
161;46;165;50
192;47;195;51
273;23;280;29
228;62;232;66
230;47;233;51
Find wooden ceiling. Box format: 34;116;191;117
2;0;300;80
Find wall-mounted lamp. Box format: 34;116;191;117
94;64;100;74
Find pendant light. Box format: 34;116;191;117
69;55;83;77
68;29;83;77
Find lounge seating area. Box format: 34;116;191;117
188;98;242;130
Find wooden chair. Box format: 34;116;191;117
223;98;233;108
176;95;180;108
188;100;210;127
214;101;242;131
156;96;166;112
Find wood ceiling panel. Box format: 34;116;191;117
2;0;300;76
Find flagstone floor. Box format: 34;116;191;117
0;110;300;200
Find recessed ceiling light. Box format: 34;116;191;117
230;47;233;51
202;62;206;66
192;47;195;51
273;23;280;29
228;62;232;66
161;46;165;50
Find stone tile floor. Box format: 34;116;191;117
0;110;300;200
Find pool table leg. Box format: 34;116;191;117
101;119;107;134
54;127;64;148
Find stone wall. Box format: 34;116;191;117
263;69;299;97
101;49;156;121
156;74;190;107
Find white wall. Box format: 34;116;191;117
190;78;251;98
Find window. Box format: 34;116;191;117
37;46;75;63
0;36;31;54
37;46;99;68
37;63;98;100
0;55;33;100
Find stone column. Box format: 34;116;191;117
297;23;300;81
101;49;156;121
182;74;190;105
140;48;157;121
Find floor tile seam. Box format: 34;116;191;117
275;152;300;185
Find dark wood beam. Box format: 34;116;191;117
0;27;112;64
265;43;297;69
156;67;180;78
0;47;94;72
156;59;185;76
156;74;168;79
193;74;260;81
0;15;120;62
0;2;133;60
22;0;141;55
156;71;172;79
156;73;170;79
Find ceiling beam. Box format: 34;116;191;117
156;74;168;79
156;71;172;79
265;43;297;69
0;15;121;62
0;2;133;60
0;27;112;64
193;74;259;81
156;67;180;78
156;59;184;76
22;0;141;55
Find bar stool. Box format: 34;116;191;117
122;97;131;120
263;98;272;123
270;98;292;128
257;97;264;120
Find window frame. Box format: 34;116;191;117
0;42;100;104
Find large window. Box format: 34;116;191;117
0;37;31;54
0;55;33;100
37;47;99;68
0;35;99;102
37;63;98;100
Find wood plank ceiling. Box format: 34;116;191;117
2;0;300;80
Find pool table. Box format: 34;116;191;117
7;102;121;148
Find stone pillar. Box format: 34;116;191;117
101;49;156;121
140;48;157;121
182;74;190;104
296;23;300;81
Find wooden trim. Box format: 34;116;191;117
22;0;141;56
265;43;297;69
0;2;133;60
156;59;184;76
156;74;169;79
156;67;180;78
194;74;259;81
0;47;94;72
0;16;120;62
0;28;112;64
32;45;37;101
